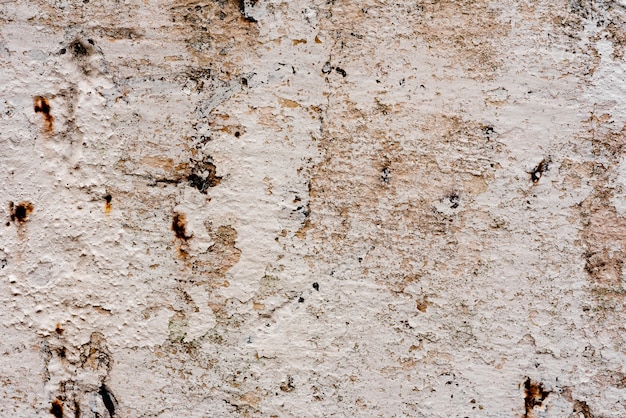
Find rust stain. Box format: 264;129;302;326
9;201;34;224
34;96;53;132
172;213;191;259
50;398;64;418
292;39;307;45
523;377;550;418
172;213;190;241
104;194;112;214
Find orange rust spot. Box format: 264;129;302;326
314;35;322;43
523;377;551;418
55;323;64;335
292;38;307;45
34;96;53;132
104;194;112;214
9;201;34;224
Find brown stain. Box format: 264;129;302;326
172;213;190;241
50;398;64;418
9;201;34;224
203;162;222;188
104;194;112;213
187;161;222;194
172;213;192;259
523;377;551;418
278;97;300;108
415;296;431;313
34;96;53;132
79;332;111;372
561;387;594;418
141;156;176;171
239;391;261;407
294;218;312;239
292;39;307;45
55;323;64;335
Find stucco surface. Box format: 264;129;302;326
1;0;626;417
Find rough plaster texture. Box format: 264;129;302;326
1;0;626;417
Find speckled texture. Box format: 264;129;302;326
1;1;626;417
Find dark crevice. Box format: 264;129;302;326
99;385;116;417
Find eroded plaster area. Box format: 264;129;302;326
1;0;626;417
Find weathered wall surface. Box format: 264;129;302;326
1;0;626;416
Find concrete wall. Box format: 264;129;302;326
1;0;626;416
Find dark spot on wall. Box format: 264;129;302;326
99;385;116;417
50;398;64;418
298;296;305;303
523;377;551;418
335;67;347;77
59;48;66;55
236;0;258;22
448;192;460;209
9;201;34;224
531;158;550;184
70;40;88;57
34;96;54;131
280;375;295;392
312;282;319;291
234;131;240;137
172;213;190;240
381;167;391;184
55;323;64;335
187;159;222;194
